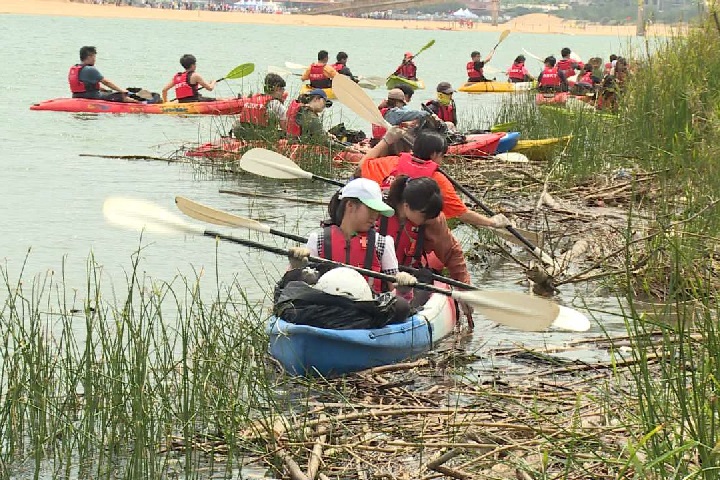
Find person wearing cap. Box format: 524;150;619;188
162;54;217;103
301;50;337;89
288;178;417;294
69;46;140;103
359;130;513;232
393;52;417;80
507;55;534;83
467;50;494;83
285;88;335;144
331;52;358;83
424;82;458;127
371;85;416;145
383;88;431;127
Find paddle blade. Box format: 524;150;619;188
452;290;559;331
285;62;308;70
415;39;436;57
332;74;389;127
552;306;591;331
490;121;517;132
498;29;511;44
175;196;271;233
103;197;205;236
522;48;544;63
268;65;292;78
225;63;255;80
239;148;314;180
492;152;529;163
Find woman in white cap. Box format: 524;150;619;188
288;178;416;293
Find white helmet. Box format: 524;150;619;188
314;267;373;301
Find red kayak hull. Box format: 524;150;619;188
185;138;331;161
30;97;244;115
535;92;569;105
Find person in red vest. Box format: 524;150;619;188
573;64;600;95
68;46;140;103
393;52;417;80
506;55;534;83
555;47;582;81
301;50;337;89
287;178;417;294
161;54;217;103
331;52;358;83
537;56;567;93
466;50;494;82
424;82;458;128
604;54;618;76
232;73;288;139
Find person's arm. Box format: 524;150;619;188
192;73;216;91
267;100;288;130
323;65;337;78
385;107;428;125
483;51;493;63
100;78;127;94
424;101;439;115
378;234;398;276
300;67;311;81
558;70;568;86
475;60;485;72
422;215;471;284
161;79;175;102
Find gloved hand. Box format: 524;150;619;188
288;246;311;269
394;271;418;286
490;213;513;229
382;126;405;145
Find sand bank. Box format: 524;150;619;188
2;0;688;36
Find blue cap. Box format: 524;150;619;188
308;88;328;99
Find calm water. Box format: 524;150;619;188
1;13;634;350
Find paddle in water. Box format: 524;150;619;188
103;197;590;332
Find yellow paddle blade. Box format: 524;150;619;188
238;148;314;180
225;63;255;80
451;290;560;331
332;74;389;127
103;198;204;236
498;29;511;44
175;197;271;233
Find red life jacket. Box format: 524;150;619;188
331;62;344;72
173;71;197;100
539;67;561;87
556;58;575;78
377;215;425;268
507;62;526;81
466;61;483;81
308;63;331;88
396;62;416;79
380;152;440;190
238;93;273;126
285;100;303;136
604;62;613;75
320;225;383;293
371;107;389;139
68;64;99;94
579;71;593;84
425;100;454;123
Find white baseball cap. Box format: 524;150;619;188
339;178;394;217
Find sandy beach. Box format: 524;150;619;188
2;0;689;36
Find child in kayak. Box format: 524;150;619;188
161;54;217;103
507;55;534;83
393;52;418;80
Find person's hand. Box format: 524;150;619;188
382;126;405;145
288;246;311;269
490;213;514;229
394;271;417;286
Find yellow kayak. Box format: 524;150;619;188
511;135;572;162
299;84;337;100
458;81;535;93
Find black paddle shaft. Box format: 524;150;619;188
204;230;455;296
437;167;541;257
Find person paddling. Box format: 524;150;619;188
466;50;494;83
301;50;337;89
331;52;359;83
161;54;217;103
287;178;417;294
360;130;512;231
507;55;534;83
69;46;140;103
393;52;418;80
423;82;458;129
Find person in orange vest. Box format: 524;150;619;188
68;46;140;103
423;82;458;128
506;55;535;83
466;50;494;82
161;54;217;103
301;50;337;89
393;52;417;80
331;52;358;83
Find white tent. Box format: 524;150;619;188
452;8;479;19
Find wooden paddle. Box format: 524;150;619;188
175;196;476;290
237;147;543;249
103;197;590;332
490;29;511;54
238;148;344;186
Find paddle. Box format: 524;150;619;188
239;148;344;186
237;147;542;249
332;74;391;128
175;196;477;290
267;65;301;78
389;39;435;78
522;48;545;64
490;29;511;54
285;61;308;70
104;197;590;332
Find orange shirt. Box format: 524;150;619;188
361;156;469;219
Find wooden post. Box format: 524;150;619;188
491;0;499;26
637;0;645;36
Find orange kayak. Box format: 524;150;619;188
30;97;244;115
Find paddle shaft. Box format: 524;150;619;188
437;167;544;258
204;229;457;296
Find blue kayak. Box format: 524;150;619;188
267;286;457;376
496;132;521;153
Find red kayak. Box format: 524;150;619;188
30;97;244;115
535;92;569;105
185;138;332;161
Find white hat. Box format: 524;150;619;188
339;178;394;217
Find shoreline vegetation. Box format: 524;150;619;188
2;0;690;36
